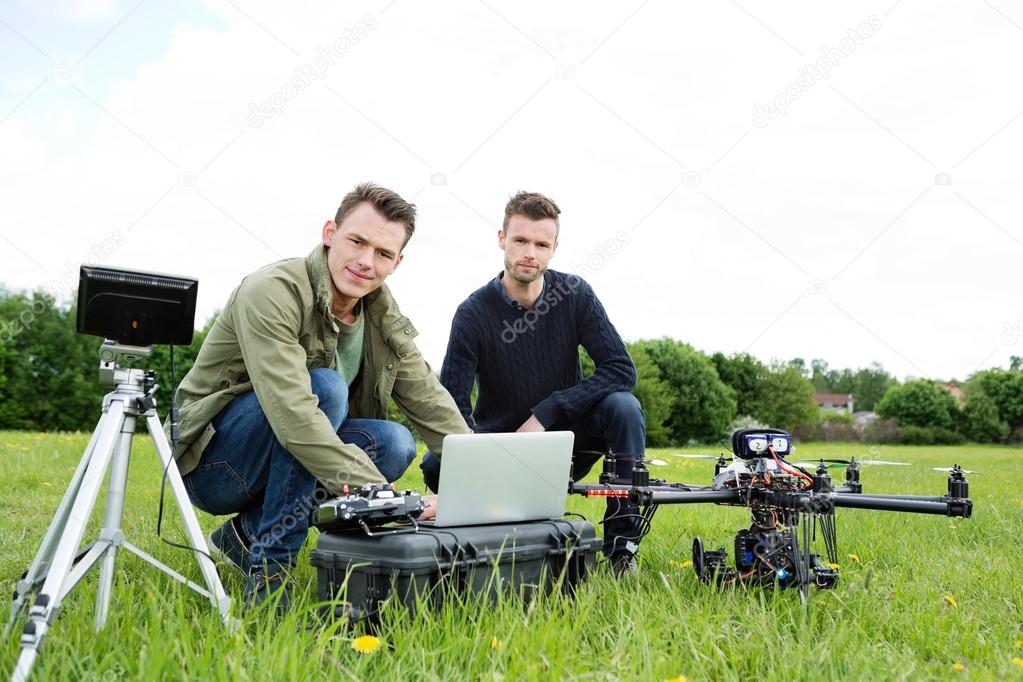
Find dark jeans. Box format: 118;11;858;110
420;391;646;556
183;368;417;571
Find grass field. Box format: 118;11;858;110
1;431;1021;681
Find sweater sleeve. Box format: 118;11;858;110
531;281;637;428
440;303;481;432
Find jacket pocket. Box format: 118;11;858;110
385;316;418;358
306;351;330;369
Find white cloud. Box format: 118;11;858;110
2;0;1023;381
30;0;121;23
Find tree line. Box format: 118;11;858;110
3;287;1022;446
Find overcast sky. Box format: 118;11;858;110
2;0;1022;383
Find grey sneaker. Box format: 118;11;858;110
609;552;639;578
207;516;251;574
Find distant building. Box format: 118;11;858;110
935;382;964;403
815;392;854;414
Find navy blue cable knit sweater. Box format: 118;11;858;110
440;270;637;433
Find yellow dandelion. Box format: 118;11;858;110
668;559;677;566
943;595;958;608
664;677;689;682
1013;657;1023;668
1015;639;1023;649
680;560;693;569
826;563;840;569
489;636;504;650
951;662;965;672
351;635;382;654
847;553;860;563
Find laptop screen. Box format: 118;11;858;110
433;431;574;527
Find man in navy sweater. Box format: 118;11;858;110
420;191;647;576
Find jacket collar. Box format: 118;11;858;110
306;244;336;320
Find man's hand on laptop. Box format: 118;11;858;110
517;415;546;433
420;494;438;520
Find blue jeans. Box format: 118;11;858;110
420;391;646;556
183;368;417;571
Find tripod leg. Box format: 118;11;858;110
6;416;103;637
94;417;135;630
145;413;232;622
14;403;126;682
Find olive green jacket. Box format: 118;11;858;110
169;245;470;493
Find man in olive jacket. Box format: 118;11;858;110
172;183;469;608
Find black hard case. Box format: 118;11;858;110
310;518;601;620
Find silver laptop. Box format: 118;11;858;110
432;431;574;527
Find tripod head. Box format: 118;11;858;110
98;340;156;391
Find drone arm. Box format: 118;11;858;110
839;493;949;502
630;489;743;505
829;493;972;518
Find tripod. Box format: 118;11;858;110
6;344;232;682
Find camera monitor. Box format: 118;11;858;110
76;266;198;346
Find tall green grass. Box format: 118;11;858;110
2;432;1021;680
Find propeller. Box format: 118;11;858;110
934;466;979;474
672;454;719;460
647;458;669;467
791;457;910;469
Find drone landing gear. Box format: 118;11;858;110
692;537;737;584
691;527;839;595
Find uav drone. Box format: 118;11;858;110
569;428;973;600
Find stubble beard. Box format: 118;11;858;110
505;254;543;285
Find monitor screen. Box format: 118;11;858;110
76;266;198;346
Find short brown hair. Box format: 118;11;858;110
503;191;561;233
335;183;417;247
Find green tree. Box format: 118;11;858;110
580;345;674;447
810;359;836;392
0;290;103;431
851;363;896;412
758;362;818;433
711;352;767;419
788;357;808;377
875;380;961;430
0;287;217;432
635;338;736;443
962;390;1009;442
808;359;894;412
967;369;1023;431
626;343;674;447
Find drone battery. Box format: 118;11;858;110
310;519;601;622
734;529;756;571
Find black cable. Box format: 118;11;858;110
153;343;215;562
